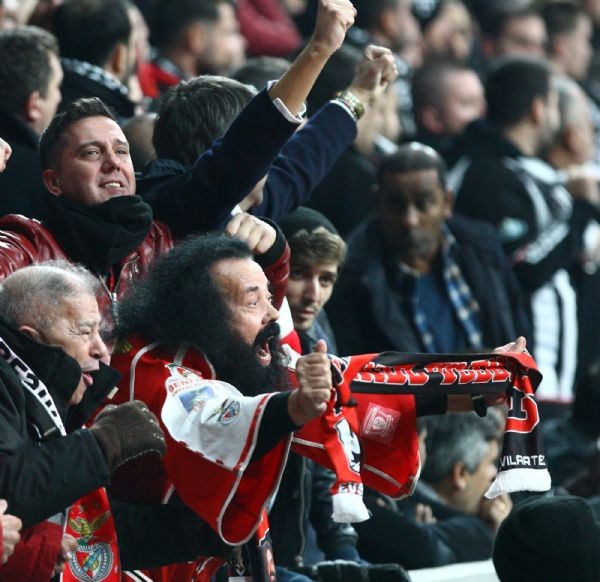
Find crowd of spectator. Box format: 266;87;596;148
0;0;599;581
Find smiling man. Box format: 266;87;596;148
0;0;357;334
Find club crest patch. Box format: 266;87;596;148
67;510;115;582
69;540;114;582
360;403;400;444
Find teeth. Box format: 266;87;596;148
103;182;121;188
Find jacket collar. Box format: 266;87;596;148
0;316;120;435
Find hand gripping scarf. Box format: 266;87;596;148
290;350;551;523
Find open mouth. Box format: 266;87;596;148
100;181;126;192
256;338;272;366
82;372;94;388
255;324;280;367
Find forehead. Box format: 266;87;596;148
55;292;100;322
292;259;340;274
380;168;444;196
504;15;546;39
211;257;268;298
446;70;482;95
62;115;127;148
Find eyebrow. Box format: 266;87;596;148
244;286;260;294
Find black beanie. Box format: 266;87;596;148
279;207;340;240
493;494;600;582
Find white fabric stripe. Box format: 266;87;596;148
0;335;66;436
128;342;159;401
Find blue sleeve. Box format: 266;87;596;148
252;102;357;222
138;89;299;237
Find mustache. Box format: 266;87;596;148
254;322;281;345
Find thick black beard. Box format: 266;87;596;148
202;322;290;396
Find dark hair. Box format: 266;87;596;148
116;232;252;344
150;0;220;49
485;57;552;129
411;58;473;124
306;43;361;116
231;56;291;91
153;75;256;167
53;0;131;67
0;26;59;114
353;0;400;30
480;6;542;39
378;143;448;189
541;1;586;40
39;97;118;169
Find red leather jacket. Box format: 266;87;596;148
0;214;291;316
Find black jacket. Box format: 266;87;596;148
269;454;359;567
0;111;46;219
59;58;135;120
356;483;494;568
327;213;530;356
0;317;224;569
0;316;114;527
448;120;597;293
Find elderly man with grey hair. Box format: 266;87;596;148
0;262;224;579
356;411;512;568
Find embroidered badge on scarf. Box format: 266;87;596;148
63;488;120;582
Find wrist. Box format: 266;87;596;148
333;90;365;121
287;390;311;426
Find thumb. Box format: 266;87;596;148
513;336;527;352
0;499;6;514
313;339;328;354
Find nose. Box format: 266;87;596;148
263;300;279;324
402;204;420;228
91;331;110;364
101;151;121;172
302;276;320;303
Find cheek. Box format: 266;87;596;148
231;313;261;344
318;285;334;308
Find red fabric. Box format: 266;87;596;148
138;61;181;99
0;521;62;582
237;0;302;57
63;488;121;582
292;353;420;501
0;214;175;319
110;339;291;581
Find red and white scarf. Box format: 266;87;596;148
290;350;551;523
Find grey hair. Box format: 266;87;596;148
421;412;499;484
0;261;99;331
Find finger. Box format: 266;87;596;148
313;339;328;354
0;499;7;514
224;212;244;236
243;224;264;251
253;230;275;255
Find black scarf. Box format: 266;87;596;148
43;195;153;272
